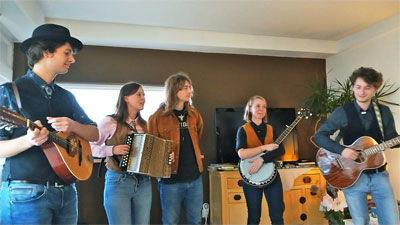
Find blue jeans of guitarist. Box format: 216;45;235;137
0;181;77;224
103;170;152;225
343;170;399;225
242;173;284;225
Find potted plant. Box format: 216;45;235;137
319;190;348;225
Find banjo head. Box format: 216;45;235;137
238;158;277;187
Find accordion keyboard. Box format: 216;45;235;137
119;133;134;171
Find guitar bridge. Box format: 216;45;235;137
335;158;345;171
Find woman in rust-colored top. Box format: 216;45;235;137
236;96;285;225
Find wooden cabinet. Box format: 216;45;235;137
209;169;270;224
283;169;326;224
209;167;327;225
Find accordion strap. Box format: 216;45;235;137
97;158;106;177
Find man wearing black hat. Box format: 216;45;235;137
0;24;99;224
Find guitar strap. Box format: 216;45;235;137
372;102;385;139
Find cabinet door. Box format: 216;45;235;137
227;192;271;224
283;189;303;224
303;188;326;224
228;204;248;224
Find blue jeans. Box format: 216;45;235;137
0;181;77;224
343;171;399;225
242;174;284;225
158;176;203;225
104;170;152;225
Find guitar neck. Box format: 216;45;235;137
27;119;70;149
1;106;75;166
274;115;303;145
364;136;400;157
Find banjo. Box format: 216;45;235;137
238;108;311;187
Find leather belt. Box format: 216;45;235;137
126;172;137;176
8;180;67;188
363;164;386;175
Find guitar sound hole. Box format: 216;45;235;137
355;151;366;163
299;196;306;204
233;194;241;201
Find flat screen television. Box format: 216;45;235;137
215;107;299;164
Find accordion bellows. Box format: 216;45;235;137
120;133;173;178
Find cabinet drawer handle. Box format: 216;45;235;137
300;213;307;221
310;185;318;196
237;180;243;187
299;196;306;204
233;194;242;201
302;176;311;183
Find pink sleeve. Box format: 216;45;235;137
90;116;117;158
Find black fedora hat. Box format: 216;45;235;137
20;24;83;54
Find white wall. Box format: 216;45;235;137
327;18;400;199
0;29;14;83
0;29;14;185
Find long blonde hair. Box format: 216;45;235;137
243;95;267;123
162;72;194;114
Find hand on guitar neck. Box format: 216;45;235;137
0;106;94;182
0;120;49;158
26;120;49;147
341;148;360;161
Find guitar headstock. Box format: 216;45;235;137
0;106;28;130
298;108;312;119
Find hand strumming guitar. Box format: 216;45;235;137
248;157;264;175
47;116;75;133
341;148;360;160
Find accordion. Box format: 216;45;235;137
119;133;173;178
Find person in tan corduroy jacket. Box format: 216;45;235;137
148;72;204;225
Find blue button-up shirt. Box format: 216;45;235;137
0;69;96;183
314;101;398;154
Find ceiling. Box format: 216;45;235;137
1;0;399;58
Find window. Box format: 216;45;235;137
59;83;164;123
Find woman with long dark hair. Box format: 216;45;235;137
90;82;151;224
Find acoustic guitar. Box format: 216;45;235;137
316;136;400;189
0;106;93;183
